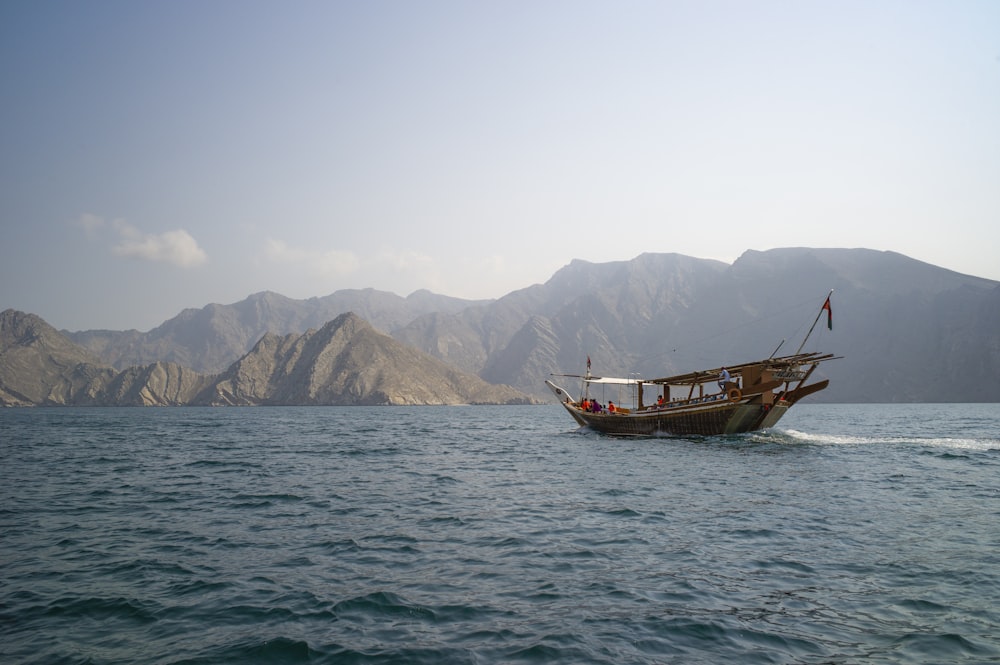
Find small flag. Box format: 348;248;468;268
821;296;832;330
586;355;591;370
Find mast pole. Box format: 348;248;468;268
794;290;834;355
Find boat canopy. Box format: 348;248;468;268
577;377;636;385
552;352;837;387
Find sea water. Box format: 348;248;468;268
1;404;998;664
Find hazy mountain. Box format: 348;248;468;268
0;309;209;406
397;252;729;380
16;247;1000;404
397;249;1000;402
67;289;488;373
2;309;532;406
197;312;531;406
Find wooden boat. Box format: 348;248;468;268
545;351;837;437
545;292;838;437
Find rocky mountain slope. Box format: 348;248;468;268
396;248;1000;402
68;288;486;373
0;309;208;406
199;312;530;406
1;309;532;406
23;247;1000;404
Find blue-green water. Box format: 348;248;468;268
2;404;999;664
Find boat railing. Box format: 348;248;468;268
646;393;730;410
579;390;732;414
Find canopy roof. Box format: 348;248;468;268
552;352;838;387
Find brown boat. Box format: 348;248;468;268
546;351;837;436
545;292;838;436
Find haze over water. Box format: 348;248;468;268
2;403;999;663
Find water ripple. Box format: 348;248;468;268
2;404;999;663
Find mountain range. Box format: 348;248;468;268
0;310;530;406
4;248;999;405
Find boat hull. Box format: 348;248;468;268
544;377;826;437
560;399;788;437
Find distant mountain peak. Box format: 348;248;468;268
15;248;999;405
202;309;532;406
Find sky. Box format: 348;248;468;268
2;0;998;331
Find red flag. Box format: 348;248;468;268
586;355;591;370
821;297;832;330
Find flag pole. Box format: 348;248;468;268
794;290;834;355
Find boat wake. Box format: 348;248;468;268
773;428;1000;451
568;424;999;452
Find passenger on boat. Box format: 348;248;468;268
657;395;664;407
608;401;616;413
718;367;731;391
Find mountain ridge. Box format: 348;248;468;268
198;312;529;406
9;247;1000;404
1;309;532;406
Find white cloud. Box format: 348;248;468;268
75;214;208;267
110;221;208;267
264;238;360;276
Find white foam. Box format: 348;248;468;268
774;428;999;451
